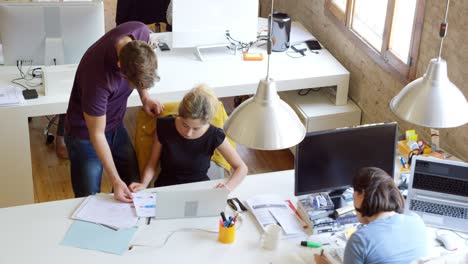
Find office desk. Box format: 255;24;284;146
0;21;350;207
0;170;463;264
0;170;306;264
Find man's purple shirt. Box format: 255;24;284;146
65;21;150;139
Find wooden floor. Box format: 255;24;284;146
29;98;294;203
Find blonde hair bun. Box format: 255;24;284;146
178;84;218;122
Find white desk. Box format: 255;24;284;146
0;22;350;207
0;171;308;264
0;170;464;264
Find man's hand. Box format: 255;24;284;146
113;180;133;202
142;96;164;117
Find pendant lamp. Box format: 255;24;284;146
390;0;468;128
223;0;306;150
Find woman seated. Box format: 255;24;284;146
130;85;248;192
315;167;427;264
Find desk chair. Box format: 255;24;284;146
134;101;235;183
116;0;171;31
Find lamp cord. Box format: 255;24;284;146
438;0;450;60
266;0;274;80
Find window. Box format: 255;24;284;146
325;0;425;81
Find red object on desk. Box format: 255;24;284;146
285;200;308;229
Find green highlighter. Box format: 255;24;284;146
300;241;323;248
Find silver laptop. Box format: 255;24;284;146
155;188;229;219
405;156;468;233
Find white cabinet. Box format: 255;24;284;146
280;89;362;154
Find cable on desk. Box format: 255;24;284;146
297;88;321;96
286;50;306;59
11;60;42;90
436;228;468;245
129;217;244;250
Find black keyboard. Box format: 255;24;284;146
413;173;468;197
410;199;468;219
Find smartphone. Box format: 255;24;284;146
305;40;322;50
158;42;171;51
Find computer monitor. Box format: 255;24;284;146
0;1;104;66
171;0;258;48
295;123;398;196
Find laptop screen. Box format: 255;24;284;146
413;159;468;197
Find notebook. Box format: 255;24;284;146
405;156;468;233
155;188;229;219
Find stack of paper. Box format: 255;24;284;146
0;86;25;106
245;194;305;236
72;194;138;230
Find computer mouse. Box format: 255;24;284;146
435;233;458;251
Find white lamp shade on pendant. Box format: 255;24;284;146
224;78;306;150
390;58;468;128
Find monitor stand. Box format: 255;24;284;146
329;189;347;209
195;43;238;61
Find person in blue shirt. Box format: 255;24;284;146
315;167;427;264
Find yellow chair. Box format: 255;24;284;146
134;101;235;181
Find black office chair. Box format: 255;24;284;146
116;0;171;31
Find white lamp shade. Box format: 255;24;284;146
390;58;468;128
224;78;306;150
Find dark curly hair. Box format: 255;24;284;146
352;167;404;217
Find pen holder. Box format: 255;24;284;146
218;223;236;244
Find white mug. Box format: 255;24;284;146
261;224;282;250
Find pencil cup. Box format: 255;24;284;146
218;223;236;244
261;224;282;250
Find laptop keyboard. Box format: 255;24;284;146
413;173;468;197
410;200;468;219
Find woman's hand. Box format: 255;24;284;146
129;182;148;193
215;182;231;192
314;253;332;264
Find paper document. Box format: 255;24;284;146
269;207;304;235
61;220;138;255
132;192;156;217
0;85;25;106
245;194;306;236
72;194;138;230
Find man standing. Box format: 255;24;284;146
65;21;163;202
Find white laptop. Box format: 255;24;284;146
405;156;468;233
155;188;229;219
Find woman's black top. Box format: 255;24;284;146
155;116;225;187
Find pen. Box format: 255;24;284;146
233;212;239;223
399;156;407;168
146;217;151;225
320;249;324;256
220;211;227;222
224;216;233;227
100;223;118;231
